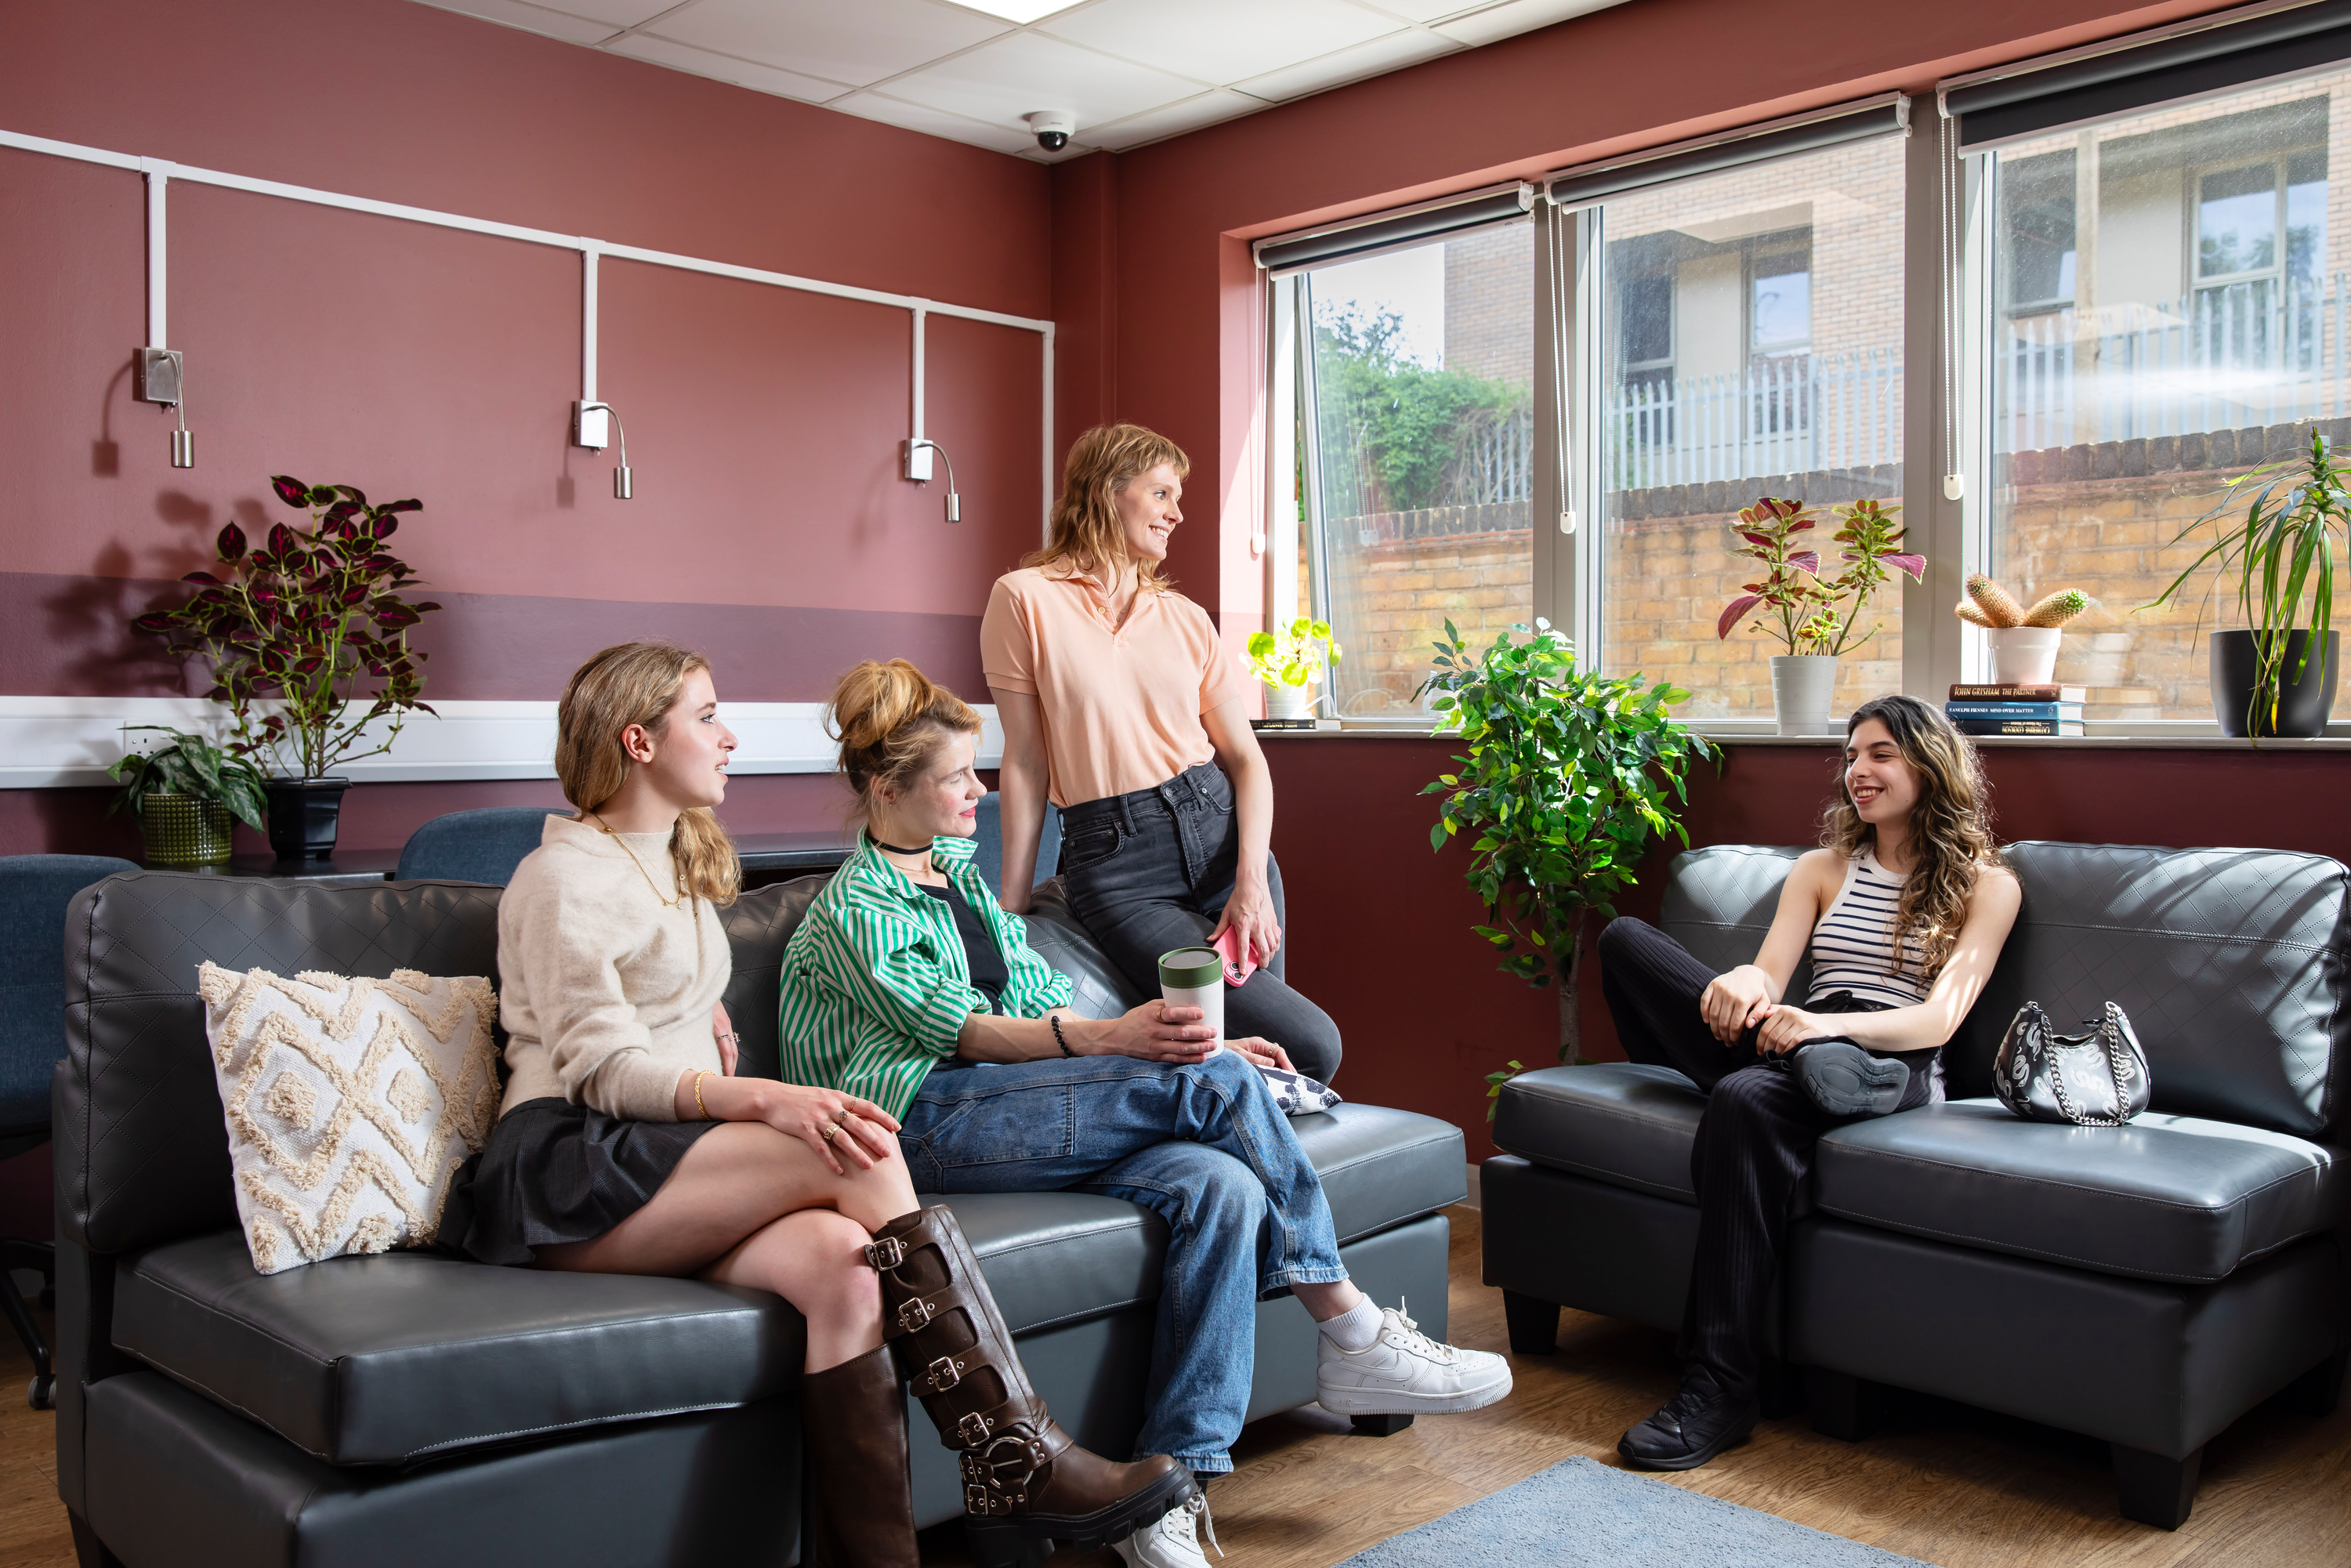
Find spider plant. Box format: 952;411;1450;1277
2144;430;2346;737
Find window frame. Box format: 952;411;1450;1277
1260;67;2351;739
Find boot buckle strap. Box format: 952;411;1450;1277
964;1483;1017;1516
897;1296;936;1333
864;1236;906;1271
922;1354;967;1393
957;1411;994;1445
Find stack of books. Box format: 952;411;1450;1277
1945;684;2086;737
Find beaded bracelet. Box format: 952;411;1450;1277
1049;1015;1074;1058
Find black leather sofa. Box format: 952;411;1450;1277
54;869;1464;1567
1482;841;2351;1530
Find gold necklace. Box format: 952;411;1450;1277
589;813;690;910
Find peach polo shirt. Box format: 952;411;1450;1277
980;566;1244;808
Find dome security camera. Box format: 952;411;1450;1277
1024;110;1076;152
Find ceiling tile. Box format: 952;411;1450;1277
530;0;679;24
1434;0;1624;46
882;31;1202;135
829;92;1041;156
1232;26;1458;101
1086;88;1272;150
1039;0;1398;88
644;0;1009;88
1348;0;1478;20
940;0;1089;20
603;32;848;102
409;0;621;45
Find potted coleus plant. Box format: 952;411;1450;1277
1416;617;1712;1066
1716;497;1925;734
105;726;270;866
134;474;441;860
1246;617;1340;724
2145;430;2344;739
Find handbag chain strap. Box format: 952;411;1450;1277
2046;1001;2133;1127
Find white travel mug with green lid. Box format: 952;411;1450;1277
1157;947;1225;1052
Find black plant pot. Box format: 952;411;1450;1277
264;776;352;861
2211;629;2340;737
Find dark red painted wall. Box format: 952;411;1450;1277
1;0;1051;811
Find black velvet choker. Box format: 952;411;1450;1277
871;836;932;856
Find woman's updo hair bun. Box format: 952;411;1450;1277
828;659;982;806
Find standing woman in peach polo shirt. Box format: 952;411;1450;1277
984;422;1342;1083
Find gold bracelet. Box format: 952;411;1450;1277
694;1070;713;1120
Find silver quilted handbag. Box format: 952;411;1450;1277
1993;1001;2150;1125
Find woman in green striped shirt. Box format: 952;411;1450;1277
780;660;1510;1568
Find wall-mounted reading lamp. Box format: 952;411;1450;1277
903;438;961;523
574;400;632;499
136;349;194;469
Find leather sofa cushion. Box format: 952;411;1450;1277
1813;1099;2351;1284
1491;1063;1706;1204
115;1102;1462;1468
114;1233;802;1465
1290;1104;1467;1240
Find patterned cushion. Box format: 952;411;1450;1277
196;962;501;1274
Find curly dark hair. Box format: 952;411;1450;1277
1819;694;2001;978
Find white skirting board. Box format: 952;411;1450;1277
0;696;1005;788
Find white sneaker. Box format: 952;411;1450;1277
1315;1299;1513;1416
1112;1491;1221;1568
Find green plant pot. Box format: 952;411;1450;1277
141;793;235;865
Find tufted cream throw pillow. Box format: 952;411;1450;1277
197;961;502;1275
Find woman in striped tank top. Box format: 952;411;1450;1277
1595;694;2020;1473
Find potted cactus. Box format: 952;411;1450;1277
1955;574;2088;686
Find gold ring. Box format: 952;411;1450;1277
821;1121;839;1142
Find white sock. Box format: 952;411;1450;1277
1317;1295;1382;1353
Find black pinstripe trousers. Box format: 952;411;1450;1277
1596;917;1937;1402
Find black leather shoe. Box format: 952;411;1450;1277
1793;1041;1909;1117
1618;1366;1759;1471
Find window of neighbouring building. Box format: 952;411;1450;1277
1274;218;1536;721
1592;133;1908;722
1982;74;2347;722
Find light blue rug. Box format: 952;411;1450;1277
1335;1457;1936;1567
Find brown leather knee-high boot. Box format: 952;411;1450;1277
866;1206;1196;1567
799;1345;919;1568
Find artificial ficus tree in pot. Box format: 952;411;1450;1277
1416;618;1713;1085
135;474;442;860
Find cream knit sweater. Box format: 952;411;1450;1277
496;814;730;1123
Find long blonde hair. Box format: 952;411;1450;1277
1820;694;1999;978
1023;422;1189;590
827;659;982;817
555;641;738;905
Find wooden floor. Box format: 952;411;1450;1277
7;1213;2347;1567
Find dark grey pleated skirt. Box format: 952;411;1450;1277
445;1096;717;1266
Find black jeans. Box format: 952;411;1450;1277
1058;762;1344;1085
1596;916;1939;1403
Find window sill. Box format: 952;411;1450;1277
1254;721;2351;749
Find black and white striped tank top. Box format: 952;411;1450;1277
1806;847;1933;1009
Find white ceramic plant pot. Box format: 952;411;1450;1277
1770;654;1840;737
1263;681;1316;722
1985;627;2063;686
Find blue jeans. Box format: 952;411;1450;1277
1058;762;1344;1084
896;1048;1347;1474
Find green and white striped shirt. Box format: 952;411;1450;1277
777;831;1074;1121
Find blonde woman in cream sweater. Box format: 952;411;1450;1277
450;640;1187;1568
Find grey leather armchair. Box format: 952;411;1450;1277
54;867;1462;1567
1481;842;2351;1530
